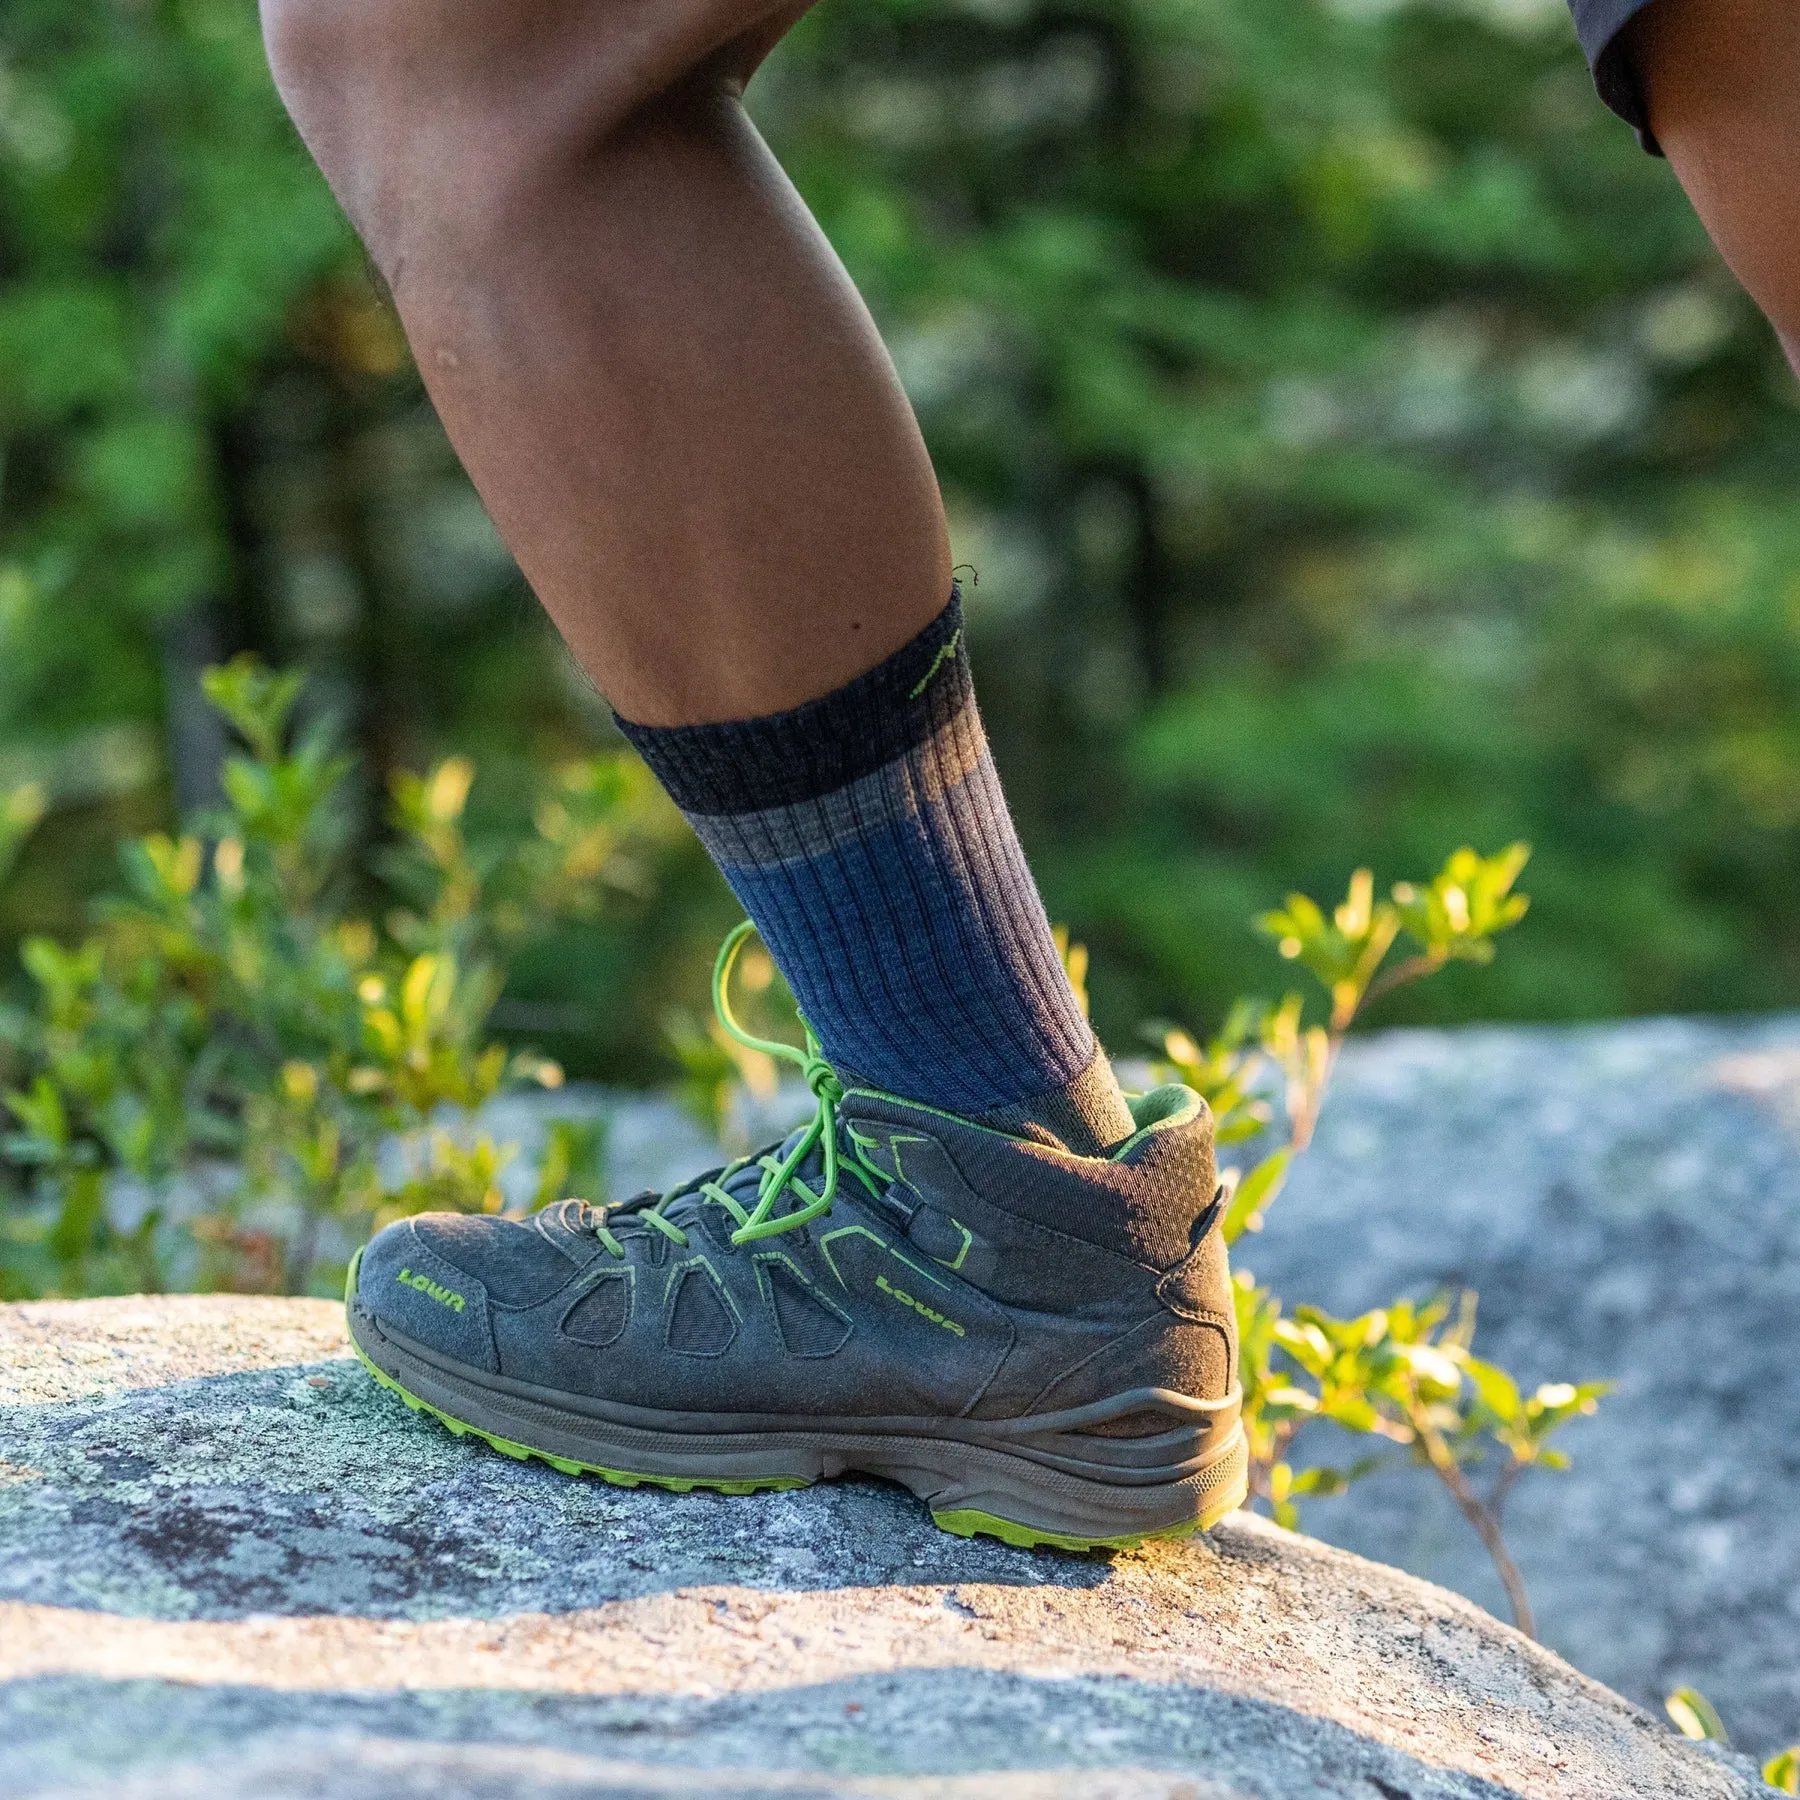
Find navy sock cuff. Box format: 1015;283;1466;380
612;588;967;815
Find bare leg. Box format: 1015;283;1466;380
1627;0;1800;371
258;0;950;725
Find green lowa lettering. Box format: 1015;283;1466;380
397;1266;466;1314
876;1272;965;1337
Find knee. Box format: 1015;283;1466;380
259;0;746;276
261;0;500;273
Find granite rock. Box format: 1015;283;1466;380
0;1295;1760;1799
1243;1013;1800;1757
421;1013;1800;1760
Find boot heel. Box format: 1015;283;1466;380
930;1421;1249;1552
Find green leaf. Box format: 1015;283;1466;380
1319;1393;1381;1434
1290;1465;1348;1496
1763;1747;1799;1794
1464;1357;1522;1423
1390;844;1532;963
48;1169;105;1265
1273;1315;1333;1370
5;1075;69;1150
1256;870;1399;1008
1399;1342;1464;1393
1664;1688;1729;1744
202;656;307;763
1223;1146;1291;1243
1261;1384;1320;1416
0;780;47;884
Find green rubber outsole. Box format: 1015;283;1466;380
344;1252;1246;1552
351;1336;811;1495
931;1507;1214;1553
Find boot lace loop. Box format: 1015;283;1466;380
704;920;842;1244
584;923;845;1256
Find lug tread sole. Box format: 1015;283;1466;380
353;1339;810;1496
930;1506;1213;1553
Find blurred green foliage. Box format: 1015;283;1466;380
1;0;1797;1069
0;659;679;1299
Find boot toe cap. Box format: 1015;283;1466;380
355;1216;499;1371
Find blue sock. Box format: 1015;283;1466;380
614;590;1134;1154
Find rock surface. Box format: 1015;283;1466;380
543;1014;1800;1757
0;1296;1759;1799
1244;1014;1800;1754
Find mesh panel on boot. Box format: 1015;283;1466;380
667;1266;737;1356
560;1274;631;1348
763;1261;853;1357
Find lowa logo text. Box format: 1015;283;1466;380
397;1267;466;1314
876;1272;965;1337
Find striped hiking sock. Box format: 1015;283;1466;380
614;590;1135;1155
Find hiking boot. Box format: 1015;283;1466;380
346;927;1246;1550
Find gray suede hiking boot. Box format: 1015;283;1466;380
346;928;1246;1551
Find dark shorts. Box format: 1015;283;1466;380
1568;0;1663;152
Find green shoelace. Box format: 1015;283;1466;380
592;921;848;1258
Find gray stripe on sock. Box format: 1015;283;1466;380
684;699;989;870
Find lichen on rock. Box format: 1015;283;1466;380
0;1295;1764;1799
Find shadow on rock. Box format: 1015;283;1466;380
2;1669;1540;1800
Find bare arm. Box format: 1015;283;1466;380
1628;0;1800;371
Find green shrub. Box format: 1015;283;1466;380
1141;845;1603;1638
0;657;676;1298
